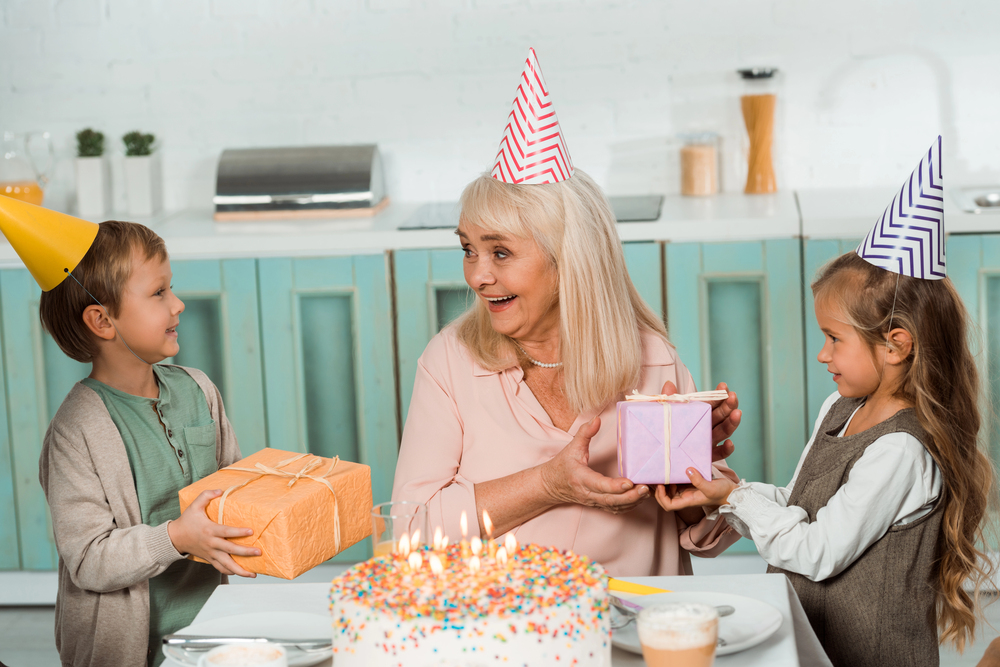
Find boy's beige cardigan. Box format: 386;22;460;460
38;366;242;667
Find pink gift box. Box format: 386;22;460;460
616;400;712;485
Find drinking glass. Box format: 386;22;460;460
370;501;427;557
637;602;719;667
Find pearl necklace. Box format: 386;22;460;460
515;344;563;368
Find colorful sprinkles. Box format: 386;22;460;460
328;543;609;656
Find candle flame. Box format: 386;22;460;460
470;536;483;556
398;533;411;557
441;535;450;549
469;555;481;573
496;546;508;566
433;526;443;550
429;553;443;575
411;528;421;549
460;511;468;538
504;533;517;553
408;551;423;570
482;509;493;537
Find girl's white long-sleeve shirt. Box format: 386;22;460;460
717;391;941;582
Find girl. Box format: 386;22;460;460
656;251;994;667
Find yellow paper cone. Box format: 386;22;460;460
0;196;99;291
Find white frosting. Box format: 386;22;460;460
636;603;717;650
329;544;611;667
331;596;610;666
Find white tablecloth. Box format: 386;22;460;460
165;573;831;667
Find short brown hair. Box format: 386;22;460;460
39;220;168;363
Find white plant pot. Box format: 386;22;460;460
75;157;110;219
124;155;161;217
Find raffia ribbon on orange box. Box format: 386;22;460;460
178;448;372;580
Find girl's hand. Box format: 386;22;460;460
659;381;741;460
539;417;651;515
653;468;737;513
167;489;262;578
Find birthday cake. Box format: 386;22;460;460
329;541;611;666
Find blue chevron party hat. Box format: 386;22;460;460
856;136;945;280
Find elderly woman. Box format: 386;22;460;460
392;170;742;576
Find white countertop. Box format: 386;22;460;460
797;186;1000;240
2;188;996;268
0;192;801;267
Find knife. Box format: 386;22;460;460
163;634;331;652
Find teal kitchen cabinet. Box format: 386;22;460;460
257;254;398;562
168;259;267;455
1;267;91;570
944;235;1000;463
393;242;664;423
0;259;266;571
0;272;20;569
802;238;862;427
665;240;808;554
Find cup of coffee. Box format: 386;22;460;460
636;602;719;667
197;642;288;667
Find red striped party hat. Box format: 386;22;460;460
491;48;574;185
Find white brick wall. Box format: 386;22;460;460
2;0;999;214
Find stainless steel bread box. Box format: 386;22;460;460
213;144;387;221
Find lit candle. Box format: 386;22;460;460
504;533;517;554
398;533;411;557
460;511;470;558
496;546;508;567
441;536;450;549
429;553;443;575
411;528;421;550
433;527;443;551
408;551;423;570
481;509;497;558
469;555;481;573
470;536;482;557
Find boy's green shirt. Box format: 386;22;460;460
82;364;222;667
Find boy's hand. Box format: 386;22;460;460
653;468;737;513
167;489;261;578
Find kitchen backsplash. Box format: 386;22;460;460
1;0;998;213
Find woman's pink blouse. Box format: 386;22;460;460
392;326;739;576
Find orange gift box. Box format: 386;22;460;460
178;448;372;579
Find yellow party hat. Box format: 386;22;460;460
0;195;99;291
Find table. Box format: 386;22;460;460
164;573;831;666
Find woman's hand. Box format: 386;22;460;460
539;417;650;515
167;489;262;578
660;380;741;461
653;468;737;513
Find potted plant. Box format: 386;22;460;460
75;129;109;218
122;130;160;216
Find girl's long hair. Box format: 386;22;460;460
455;169;667;413
812;252;995;651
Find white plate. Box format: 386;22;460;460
161;611;331;667
611;591;783;657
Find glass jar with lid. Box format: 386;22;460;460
737;68;779;194
679;132;719;197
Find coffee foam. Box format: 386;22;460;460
206;644;286;666
636;603;717;650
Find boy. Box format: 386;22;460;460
38;221;260;667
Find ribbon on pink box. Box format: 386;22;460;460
616;390;727;485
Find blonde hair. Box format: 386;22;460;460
39;220;168;363
455;170;667;413
812;252;996;651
